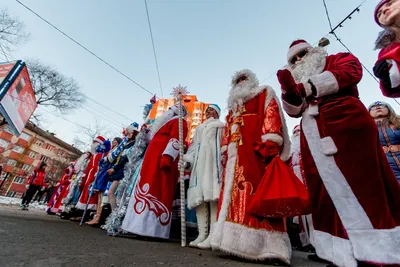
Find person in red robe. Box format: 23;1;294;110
373;0;400;98
121;103;188;239
46;163;74;214
210;69;292;264
73;136;108;221
278;39;400;267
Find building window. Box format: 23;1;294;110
6;191;17;197
28;151;37;159
35;139;44;147
57;149;64;156
21;164;31;172
40;155;49;163
0;138;9;148
19;132;31;141
14;176;25;184
7;159;17;166
45;144;54;151
12;145;25;154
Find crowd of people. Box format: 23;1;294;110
17;1;400;266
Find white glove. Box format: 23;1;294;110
178;161;185;170
25;184;30;189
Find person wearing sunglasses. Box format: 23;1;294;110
369;101;400;183
277;39;400;267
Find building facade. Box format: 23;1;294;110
148;95;209;141
0;122;82;198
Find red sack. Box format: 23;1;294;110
247;156;310;218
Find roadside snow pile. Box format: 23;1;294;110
0;196;46;211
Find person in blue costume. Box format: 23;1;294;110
107;122;140;211
369;101;400;183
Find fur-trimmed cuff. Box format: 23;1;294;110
303;82;313;97
282;99;304;116
162;138;180;161
261;133;283;146
309;71;339;98
388;59;400;88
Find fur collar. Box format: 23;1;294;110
150;110;178;139
228;69;262;112
202;118;225;128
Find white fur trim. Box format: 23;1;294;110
302;112;400;265
303;81;313;97
162;138;180;161
212;221;291;263
348;226;400;264
261;133;283;146
282;98;307;117
93;137;104;145
320;136;338;155
388;59;400;88
287;42;312;63
308;103;319;116
309;71;339;98
220;145;227;154
314;230;358;267
264;87;291;161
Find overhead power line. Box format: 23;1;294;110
144;0;164;98
15;0;155;96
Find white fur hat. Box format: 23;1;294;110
169;103;188;117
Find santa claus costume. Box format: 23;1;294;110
210;69;292;264
75;136;109;213
373;0;400;98
278;40;400;267
288;125;314;249
121;104;188;239
183;104;225;249
46;163;74;214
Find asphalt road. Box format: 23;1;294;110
0;206;324;267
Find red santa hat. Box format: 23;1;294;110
287;40;312;64
93;135;105;145
374;0;388;26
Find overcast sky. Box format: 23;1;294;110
1;0;393;147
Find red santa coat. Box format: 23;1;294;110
282;52;400;267
376;42;400;98
76;152;103;210
46;166;73;213
121;116;188;239
210;87;292;263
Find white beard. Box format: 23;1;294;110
150;109;176;139
90;142;99;154
227;80;263;112
290;134;301;165
288;47;327;84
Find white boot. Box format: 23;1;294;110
197;202;217;249
189;203;209;248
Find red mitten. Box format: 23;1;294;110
254;141;280;163
160;155;173;172
277;69;306;97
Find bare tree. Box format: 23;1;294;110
26;59;86;115
72;119;112;151
0;8;29;53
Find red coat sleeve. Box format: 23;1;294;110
377;45;400;98
308;53;363;98
162;118;188;161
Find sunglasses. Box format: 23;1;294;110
370;104;387;110
290;50;308;65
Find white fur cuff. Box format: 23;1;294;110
303;82;313;97
320;136;337;156
261;133;283;146
282;99;305;116
309;71;339;98
388;59;400;88
163;138;180;161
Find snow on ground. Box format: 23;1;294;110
0;196;46;211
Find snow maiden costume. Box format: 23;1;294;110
210;69;292;264
279;39;400;267
183;104;224;249
104;103;152;235
121;103;188;239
